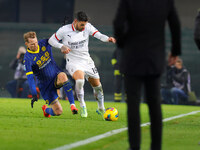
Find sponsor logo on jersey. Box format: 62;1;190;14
36;51;51;69
68;39;87;49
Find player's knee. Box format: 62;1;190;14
93;84;103;93
171;87;178;94
76;79;85;89
58;72;68;83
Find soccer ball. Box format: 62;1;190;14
104;107;119;121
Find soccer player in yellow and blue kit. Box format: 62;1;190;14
23;31;78;117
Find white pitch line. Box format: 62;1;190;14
51;110;200;150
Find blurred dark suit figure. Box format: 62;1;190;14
111;48;124;102
194;9;200;50
113;0;181;150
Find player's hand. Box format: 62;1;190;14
61;45;71;54
31;95;38;108
108;37;116;43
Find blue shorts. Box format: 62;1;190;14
39;76;59;105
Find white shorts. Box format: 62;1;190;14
66;57;100;80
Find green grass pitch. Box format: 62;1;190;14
0;98;200;150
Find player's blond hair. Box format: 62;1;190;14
23;31;36;43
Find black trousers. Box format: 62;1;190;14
125;75;162;150
114;73;123;94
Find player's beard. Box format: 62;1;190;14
75;24;84;31
77;27;84;31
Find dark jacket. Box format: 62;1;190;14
172;67;190;95
194;9;200;50
9;55;26;80
164;65;191;94
113;0;181;76
163;65;175;88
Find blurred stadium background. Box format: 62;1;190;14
0;0;200;101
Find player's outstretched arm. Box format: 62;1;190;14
108;37;116;43
24;60;38;108
93;32;116;43
48;34;63;49
26;74;38;108
49;34;71;54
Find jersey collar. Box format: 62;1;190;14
72;23;85;32
27;45;40;54
72;23;76;31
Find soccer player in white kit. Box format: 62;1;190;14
49;11;116;117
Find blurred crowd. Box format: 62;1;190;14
6;46;39;99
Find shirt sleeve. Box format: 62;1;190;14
167;0;181;56
88;23;109;42
24;59;37;96
113;0;129;48
48;27;64;49
194;10;200;50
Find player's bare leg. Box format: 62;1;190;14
42;99;62;117
88;77;105;115
51;100;63;115
73;70;87;117
57;72;78;114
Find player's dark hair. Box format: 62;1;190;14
75;11;89;22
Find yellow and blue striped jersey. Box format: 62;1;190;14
24;39;61;96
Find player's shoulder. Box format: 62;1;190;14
38;39;52;49
38;39;48;46
85;22;97;32
59;24;72;32
86;22;93;29
24;51;34;61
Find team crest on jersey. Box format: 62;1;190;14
42;46;46;51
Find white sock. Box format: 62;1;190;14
75;79;86;108
93;84;105;110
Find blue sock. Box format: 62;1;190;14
63;81;75;105
45;108;55;116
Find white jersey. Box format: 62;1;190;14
49;22;109;60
